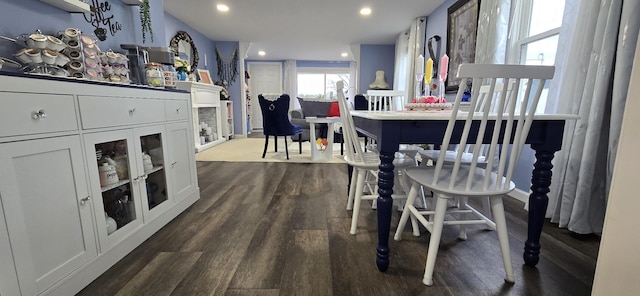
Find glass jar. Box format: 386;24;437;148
163;65;177;89
145;63;164;87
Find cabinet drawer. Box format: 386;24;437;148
165;100;189;121
78;96;165;129
194;90;220;107
0;92;77;138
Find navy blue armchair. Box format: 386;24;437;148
258;94;303;160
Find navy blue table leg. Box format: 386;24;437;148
524;147;555;266
376;151;395;272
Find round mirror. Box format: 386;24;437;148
169;31;199;74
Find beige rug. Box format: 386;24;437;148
195;137;346;163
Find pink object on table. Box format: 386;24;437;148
439;54;449;82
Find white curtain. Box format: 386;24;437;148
546;0;640;234
393;31;410;92
474;0;510;64
349;61;358;104
475;0;639;234
284;59;298;110
394;17;424;97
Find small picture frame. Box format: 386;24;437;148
196;69;213;85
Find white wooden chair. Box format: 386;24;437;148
394;64;555;286
366;90;407;111
418;82;515;234
365;90;425;208
336;81;418;235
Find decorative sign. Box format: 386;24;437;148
83;0;123;41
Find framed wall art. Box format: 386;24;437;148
196;69;213;85
446;0;480;92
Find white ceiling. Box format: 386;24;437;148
163;0;446;61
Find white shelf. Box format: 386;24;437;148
40;0;91;13
121;0;143;5
101;179;131;192
145;165;164;175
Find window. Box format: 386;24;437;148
509;0;565;113
297;68;350;100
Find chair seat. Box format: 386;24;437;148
419;150;487;165
404;165;515;197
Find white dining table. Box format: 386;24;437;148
350;110;579;272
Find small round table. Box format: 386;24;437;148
306;116;341;162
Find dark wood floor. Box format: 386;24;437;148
78;161;599;296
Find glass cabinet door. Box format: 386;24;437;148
135;126;171;222
84;129;143;252
94;138;137;233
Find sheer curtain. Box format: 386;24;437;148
476;0;639;234
284;59;298;110
393;17;424;96
546;0;640;234
349;60;358;103
474;0;510;64
393;31;410;92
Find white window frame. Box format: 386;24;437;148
507;0;564;113
297;67;350;100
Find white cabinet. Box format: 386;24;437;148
176;81;226;152
166;122;198;204
0;74;199;296
221;101;234;140
0;136;97;296
0;201;20;296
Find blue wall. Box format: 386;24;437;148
359;44;395;94
163;13;242;134
0;0;166;58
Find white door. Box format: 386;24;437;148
248;62;283;131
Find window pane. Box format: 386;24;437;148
529;0;565;36
297;73;325;98
326;73;350;99
521;34;559;65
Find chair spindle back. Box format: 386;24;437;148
432;64;555;192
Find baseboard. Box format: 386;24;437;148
507;188;530;203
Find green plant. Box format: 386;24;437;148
140;0;153;43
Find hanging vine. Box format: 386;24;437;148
140;0;154;43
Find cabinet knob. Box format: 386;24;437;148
80;196;91;205
171;161;177;168
129;108;136;115
31;109;48;120
176;107;182;113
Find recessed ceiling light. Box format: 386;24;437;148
217;4;229;12
341;52;348;57
360;7;371;16
258;51;266;56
